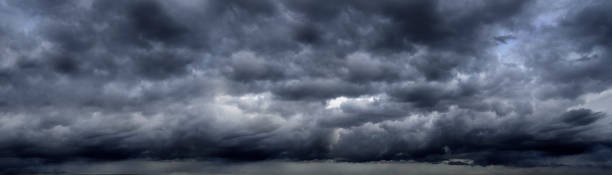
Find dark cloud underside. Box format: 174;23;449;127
1;0;612;173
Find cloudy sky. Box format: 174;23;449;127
1;0;612;174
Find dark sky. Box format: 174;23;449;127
1;0;612;174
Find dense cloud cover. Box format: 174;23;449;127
1;0;612;173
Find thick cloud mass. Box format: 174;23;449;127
1;0;612;173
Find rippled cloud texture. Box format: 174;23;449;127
1;0;612;173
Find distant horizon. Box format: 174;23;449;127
16;160;612;175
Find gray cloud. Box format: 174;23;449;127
1;0;612;173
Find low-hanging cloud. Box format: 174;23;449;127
1;0;612;173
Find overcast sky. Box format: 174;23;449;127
1;0;612;174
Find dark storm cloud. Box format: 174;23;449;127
1;0;612;173
272;79;369;100
526;1;612;99
293;24;323;45
494;35;516;44
128;1;189;43
560;109;605;126
389;82;478;109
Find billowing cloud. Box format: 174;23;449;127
1;0;612;173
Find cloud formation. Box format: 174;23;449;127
1;0;612;173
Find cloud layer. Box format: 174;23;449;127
1;0;612;172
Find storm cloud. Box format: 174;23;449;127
1;0;612;173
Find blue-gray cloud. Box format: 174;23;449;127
1;0;612;173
